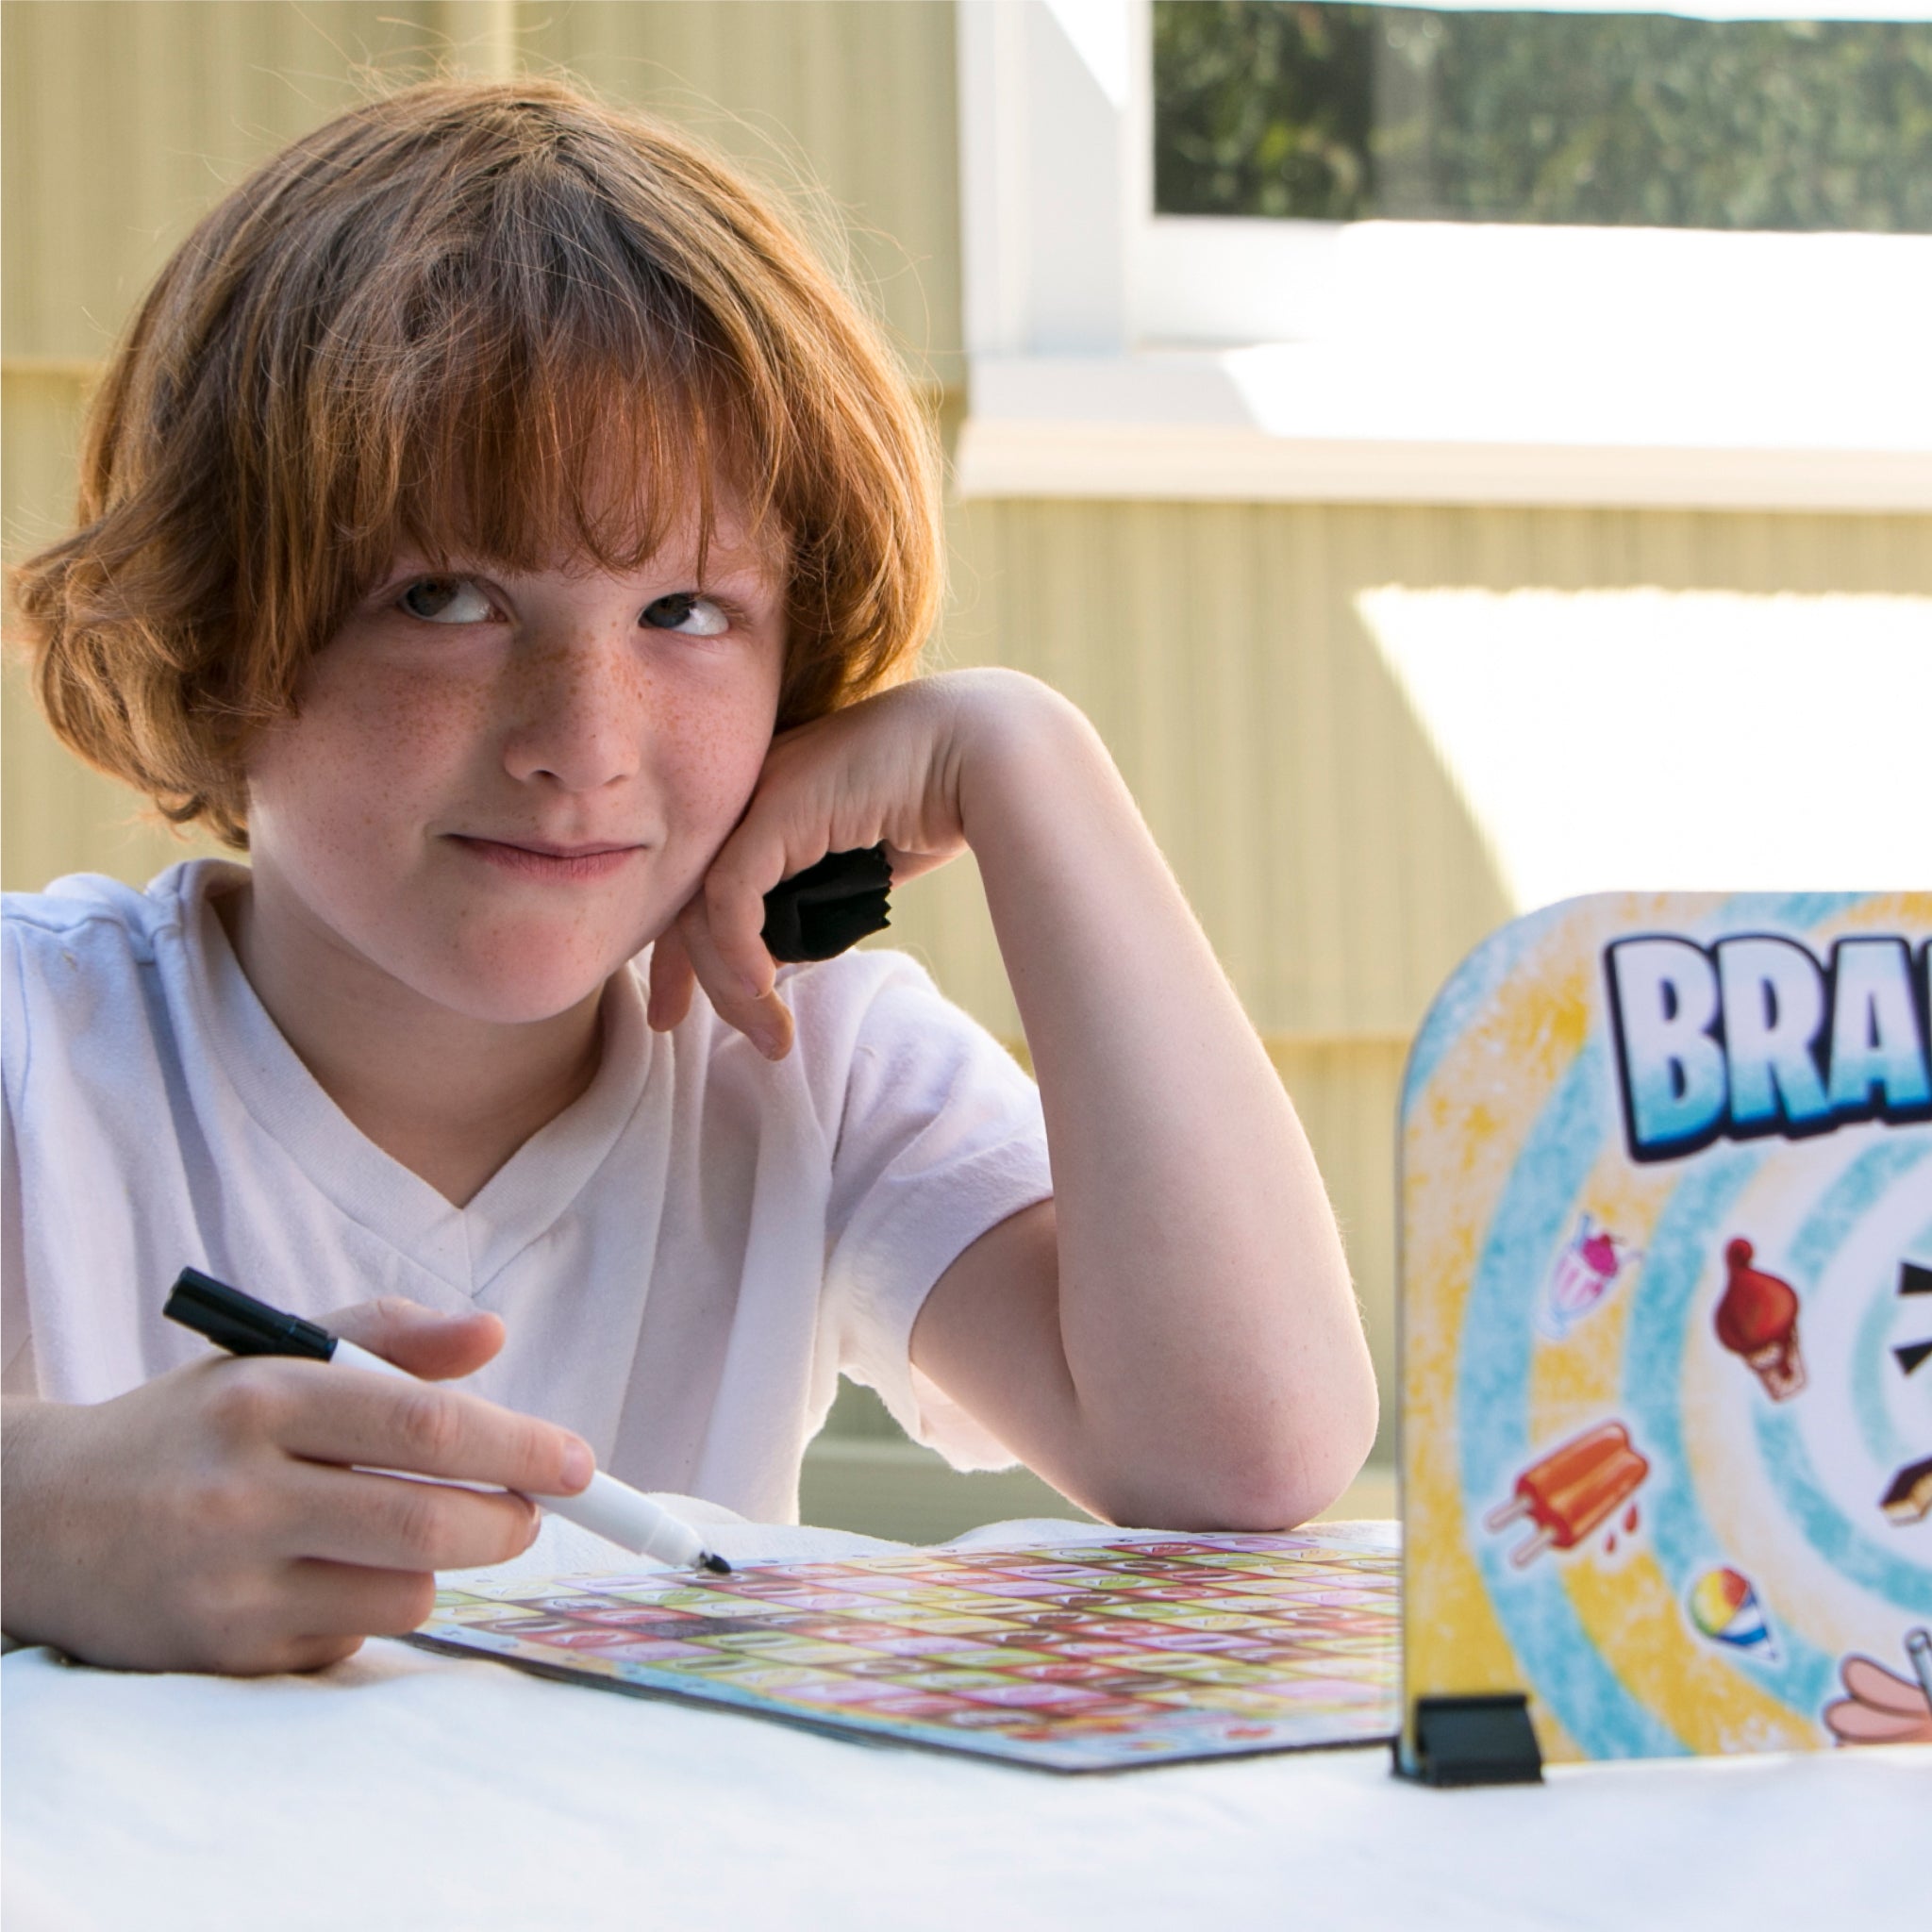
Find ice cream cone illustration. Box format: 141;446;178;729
1714;1239;1806;1401
1485;1421;1651;1568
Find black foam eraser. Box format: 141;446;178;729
760;844;893;963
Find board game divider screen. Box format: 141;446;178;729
1398;891;1932;1775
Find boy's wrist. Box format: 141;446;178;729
0;1396;79;1651
942;669;1103;854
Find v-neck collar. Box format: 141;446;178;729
178;861;656;1295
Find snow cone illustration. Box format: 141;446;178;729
1688;1566;1777;1660
1715;1239;1806;1401
1540;1216;1641;1340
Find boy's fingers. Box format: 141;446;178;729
257;1361;592;1497
325;1299;506;1382
645;923;697;1031
675;892;794;1061
275;1558;444;1642
703;820;804;1000
278;1468;541;1574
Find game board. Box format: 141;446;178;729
411;1525;1399;1772
1400;891;1932;1773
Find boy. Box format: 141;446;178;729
2;79;1375;1674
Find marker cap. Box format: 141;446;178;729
165;1268;337;1362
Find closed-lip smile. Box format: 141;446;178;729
451;834;644;880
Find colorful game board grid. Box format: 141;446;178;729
416;1533;1399;1772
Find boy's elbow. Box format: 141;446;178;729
1096;1370;1382;1534
1266;1393;1381;1529
1205;1406;1379;1533
1217;1330;1383;1530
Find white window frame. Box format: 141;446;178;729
954;0;1932;508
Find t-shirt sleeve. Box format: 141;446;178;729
814;954;1052;1472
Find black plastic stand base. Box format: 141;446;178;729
1394;1693;1545;1787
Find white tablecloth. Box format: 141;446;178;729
6;1516;1925;1931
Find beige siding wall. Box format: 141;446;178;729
3;3;456;365
8;4;1927;1472
518;1;963;386
3;0;958;372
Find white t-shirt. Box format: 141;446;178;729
1;861;1051;1520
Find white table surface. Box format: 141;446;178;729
6;1515;1926;1932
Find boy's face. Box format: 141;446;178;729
242;493;788;1027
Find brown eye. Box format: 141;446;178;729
641;592;729;638
400;577;494;624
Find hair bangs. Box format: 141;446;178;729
325;157;782;597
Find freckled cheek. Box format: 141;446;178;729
332;661;495;767
253;665;492;853
376;673;491;763
648;681;779;833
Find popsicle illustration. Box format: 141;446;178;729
1485;1422;1651;1568
1714;1239;1806;1401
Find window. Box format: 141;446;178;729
1154;3;1932;232
955;0;1932;507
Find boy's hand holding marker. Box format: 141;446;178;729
162;1268;729;1573
1;1297;591;1674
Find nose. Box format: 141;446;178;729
500;629;643;794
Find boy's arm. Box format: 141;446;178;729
653;670;1377;1530
908;683;1374;1528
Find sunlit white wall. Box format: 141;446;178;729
1357;587;1932;912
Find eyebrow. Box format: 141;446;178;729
683;544;787;591
379;541;787;591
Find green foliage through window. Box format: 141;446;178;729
1154;1;1932;231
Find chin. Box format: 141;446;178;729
413;939;639;1027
